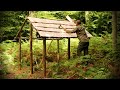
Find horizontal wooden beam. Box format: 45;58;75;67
37;31;77;38
14;37;63;40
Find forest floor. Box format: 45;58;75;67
0;64;43;79
0;37;117;79
0;54;111;79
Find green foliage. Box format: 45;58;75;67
30;11;85;22
85;11;112;35
31;11;57;19
90;31;112;54
48;56;110;79
0;11;29;42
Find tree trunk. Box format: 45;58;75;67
117;12;120;53
111;11;120;79
112;11;117;51
112;11;120;59
85;11;89;24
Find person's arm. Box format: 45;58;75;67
59;24;77;33
64;28;74;33
64;27;77;33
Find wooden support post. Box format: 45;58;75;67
30;23;33;74
43;38;46;78
19;31;21;70
57;39;60;62
16;19;27;71
68;38;70;60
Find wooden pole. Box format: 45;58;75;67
46;39;54;54
68;38;70;60
17;18;27;70
57;39;60;62
15;19;27;39
30;23;33;74
43;38;46;78
19;31;21;70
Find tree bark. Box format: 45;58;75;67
112;11;117;51
117;12;120;52
85;11;89;24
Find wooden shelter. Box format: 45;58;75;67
15;17;92;78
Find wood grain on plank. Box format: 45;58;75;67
37;31;77;38
32;23;76;29
27;17;75;25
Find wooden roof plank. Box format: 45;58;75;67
33;26;75;33
37;31;77;38
32;23;76;29
27;17;75;25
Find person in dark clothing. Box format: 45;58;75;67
61;20;89;56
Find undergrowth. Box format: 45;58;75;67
0;33;119;79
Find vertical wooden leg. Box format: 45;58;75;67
43;38;46;78
19;32;21;70
57;39;60;62
68;38;70;60
30;23;33;74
